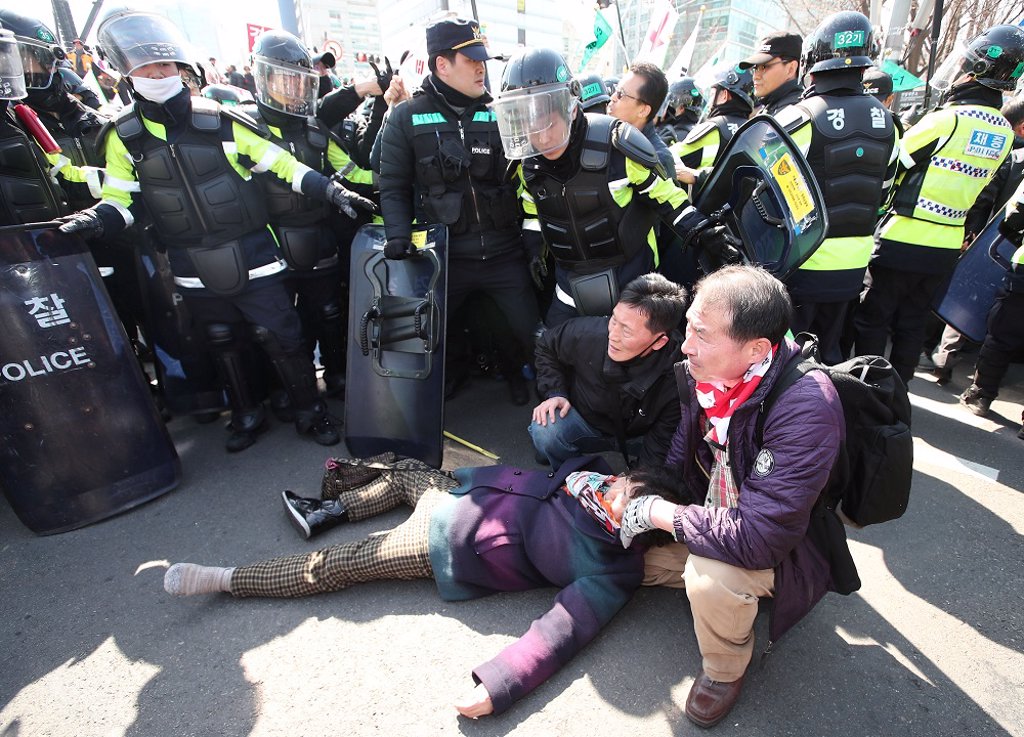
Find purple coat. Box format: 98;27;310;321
665;338;844;640
428;455;644;715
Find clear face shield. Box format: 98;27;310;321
0;31;27;100
492;84;576;160
97;13;193;76
253;57;318;117
929;41;977;95
16;35;61;89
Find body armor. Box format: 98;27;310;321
0;109;66;225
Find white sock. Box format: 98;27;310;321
164;563;235;596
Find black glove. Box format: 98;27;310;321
696;224;743;265
368;57;394;95
57;209;104;240
383;237;415;260
998;219;1023;247
324;174;376;219
528;253;549;291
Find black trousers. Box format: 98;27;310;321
974;290;1024;398
854;265;945;384
790;300;849;365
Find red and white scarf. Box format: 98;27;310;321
695;345;777;448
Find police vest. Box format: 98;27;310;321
523;115;659;271
797;94;894;273
0;116;66;226
406;94;520;237
248;110;337;272
892;105;1012;231
113;97;268;249
677;114;744;170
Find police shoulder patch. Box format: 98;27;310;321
753;448;775;477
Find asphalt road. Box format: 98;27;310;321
1;359;1022;737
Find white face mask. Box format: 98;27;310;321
131;74;185;104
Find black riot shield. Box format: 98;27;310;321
134;229;227;416
931;213;1017;343
694;115;828;280
345;224;448;468
0;225;181;534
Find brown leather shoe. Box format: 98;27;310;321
685;670;745;728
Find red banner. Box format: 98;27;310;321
247;23;275;52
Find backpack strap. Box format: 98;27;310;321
754;356;815;449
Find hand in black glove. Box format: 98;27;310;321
368;57;394;95
325;174;376;219
998;219;1023;247
383;237;415;260
528;253;549;291
57;209;104;240
696;224;744;265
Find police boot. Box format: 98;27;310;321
318;301;347;398
271;351;340;446
208;323;268;452
281;490;349;539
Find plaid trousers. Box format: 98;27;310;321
231;454;459;598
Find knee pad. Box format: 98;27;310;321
320;302;343;323
205;322;235;348
249;324;282;354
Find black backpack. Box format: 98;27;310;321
756;335;914;528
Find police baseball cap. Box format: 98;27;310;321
863;67;893;100
426;17;491;61
739;32;803;68
312;51;335;69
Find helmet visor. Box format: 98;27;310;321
97;13;194;75
17;36;59;89
929;41;968;93
492;85;575;160
0;33;27;99
253;58;318;117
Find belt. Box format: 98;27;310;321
173;259;287;290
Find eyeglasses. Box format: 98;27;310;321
612;87;648;106
751;59;787;74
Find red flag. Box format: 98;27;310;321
247;23;275;52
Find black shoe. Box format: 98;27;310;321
194;409;222;425
932;366;952;386
269;390;295;423
508;374;529;406
295;401;341;446
281;490;349;539
225;410;268;453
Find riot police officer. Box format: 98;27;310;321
670;65;754;189
245;29;365;398
656;76;703;146
377;17;539;404
773;11;898;364
854;24;1024;383
58;8;374;451
492;47;737;326
577;72;611;114
0;23;67;226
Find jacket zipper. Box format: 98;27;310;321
168;142;211;233
456;120;486;257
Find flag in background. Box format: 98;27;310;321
636;0;679;66
663;9;703;79
580;10;613;69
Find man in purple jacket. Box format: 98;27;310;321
619;264;845;728
162;452;681;718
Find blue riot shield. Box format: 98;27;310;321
931;213;1017;343
694;115;828;280
0;225;181;534
344;224;448;468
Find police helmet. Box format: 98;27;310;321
494;47;581;160
956;25;1024;92
802;11;875;75
0;9;65;90
577;72;609;112
96;7;195;76
202;83;253;106
0;26;28;100
250;30;318;117
667;76;703;115
711;65;754;110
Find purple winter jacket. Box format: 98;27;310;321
665;338;844;641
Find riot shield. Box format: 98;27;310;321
931;213;1017;343
135;228;228;416
0;224;181;534
345;224;448;468
694;115;828;280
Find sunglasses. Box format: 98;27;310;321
752;59;789;74
612;87;649;106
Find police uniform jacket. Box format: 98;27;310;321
378;75;523;260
